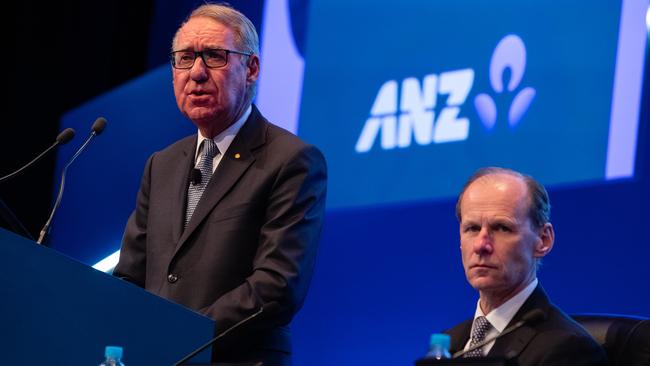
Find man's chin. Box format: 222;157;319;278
469;277;499;291
186;111;219;126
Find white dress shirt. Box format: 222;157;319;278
193;105;252;173
464;278;539;355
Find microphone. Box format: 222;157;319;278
452;309;547;359
36;117;107;245
191;168;202;185
0;128;75;184
173;302;280;366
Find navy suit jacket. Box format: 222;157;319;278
114;105;327;364
446;284;607;366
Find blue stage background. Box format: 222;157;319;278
42;1;649;364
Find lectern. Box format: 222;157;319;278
0;228;214;365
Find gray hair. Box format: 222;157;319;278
455;167;551;229
172;2;260;101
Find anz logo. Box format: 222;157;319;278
355;34;535;153
355;69;474;153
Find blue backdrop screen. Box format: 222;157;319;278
298;0;643;209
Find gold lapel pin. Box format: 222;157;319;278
234;153;241;159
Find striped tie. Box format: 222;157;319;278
185;139;219;227
464;316;493;358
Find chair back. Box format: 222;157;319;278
572;313;649;366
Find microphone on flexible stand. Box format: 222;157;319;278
0;128;75;240
0;128;75;184
173;302;280;366
452;309;547;359
37;118;107;245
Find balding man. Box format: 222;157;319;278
445;167;606;365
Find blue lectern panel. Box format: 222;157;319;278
1;228;213;365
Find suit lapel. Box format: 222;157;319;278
488;284;551;358
171;136;197;244
448;319;473;354
174;106;268;252
489;324;537;359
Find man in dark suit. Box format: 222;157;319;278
113;4;326;365
445;167;606;365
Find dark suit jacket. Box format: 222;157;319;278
446;284;608;366
113;105;327;364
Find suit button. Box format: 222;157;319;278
167;273;179;283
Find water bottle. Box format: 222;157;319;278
424;333;451;360
99;346;126;366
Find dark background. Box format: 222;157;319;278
6;1;153;237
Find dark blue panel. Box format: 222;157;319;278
1;228;213;365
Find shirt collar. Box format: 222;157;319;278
194;105;252;160
473;278;538;333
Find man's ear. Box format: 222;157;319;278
246;54;260;84
534;223;554;258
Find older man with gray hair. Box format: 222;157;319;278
114;3;327;365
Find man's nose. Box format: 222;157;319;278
474;227;493;254
190;57;209;82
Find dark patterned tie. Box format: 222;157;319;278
185;139;219;227
464;316;493;358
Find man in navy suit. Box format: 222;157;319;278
114;3;327;365
445;167;606;365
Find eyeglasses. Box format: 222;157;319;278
170;48;252;69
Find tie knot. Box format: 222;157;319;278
202;139;218;159
471;316;492;341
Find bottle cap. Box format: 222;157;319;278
105;346;123;359
429;333;451;349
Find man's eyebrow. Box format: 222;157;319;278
460;218;479;226
488;217;518;227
